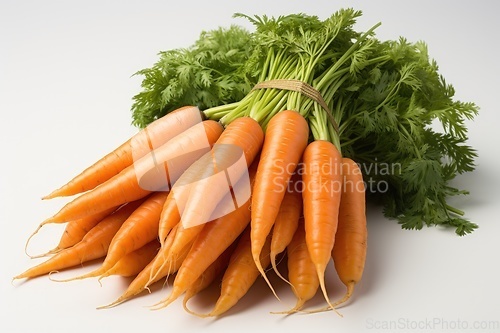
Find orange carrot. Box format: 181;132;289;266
331;157;367;308
43;106;202;199
26;207;117;259
98;240;160;280
182;242;236;316
250;110;309;297
302;139;342;312
269;172;303;284
98;225;188;309
277;218;319;314
204;226;272;317
150;160;258;309
157;194;180;246
14;200;144;280
42;120;223;224
158;117;263;263
53;191;168;282
146;226;194;286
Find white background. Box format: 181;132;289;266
1;1;499;332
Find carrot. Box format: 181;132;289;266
330;157;367;308
203;226;272;317
13;200;144;280
43;106;202;199
176;116;263;228
146;226;194;286
158;117;263;262
269;171;303;284
182;242;236;316
302;139;342;313
250;110;309;297
98;240;160;281
41;120;223;224
157;117;261;245
155;150;213;246
98;225;189;309
149;161;257;310
275;217;319;314
26;206;117;259
53;191;168;282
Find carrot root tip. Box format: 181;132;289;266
270;254;294;291
48;268;103;283
253;254;281;302
96;297;124;310
331;283;355;309
149;287;181;311
315;265;342;317
182;296;212;318
24;223;47;259
270;299;306;315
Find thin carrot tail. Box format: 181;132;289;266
96;295;129;310
253;252;280;302
24;221;52;259
149;285;183;310
252;232;281;301
146;246;176;287
331;282;355;309
97;283;153;310
96;273;109;285
182;293;212;318
300;284;353;315
49;265;107;283
270;251;292;288
147;256;171;287
315;264;343;317
42;189;66;200
270;298;306;315
27;247;62;259
95;261;127;284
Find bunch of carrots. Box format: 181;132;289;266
14;8;477;317
15;105;367;316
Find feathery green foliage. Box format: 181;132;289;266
130;9;479;235
131;25;255;127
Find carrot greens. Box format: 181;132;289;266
131;9;479;235
15;7;481;318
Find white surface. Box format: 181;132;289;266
1;1;499;332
